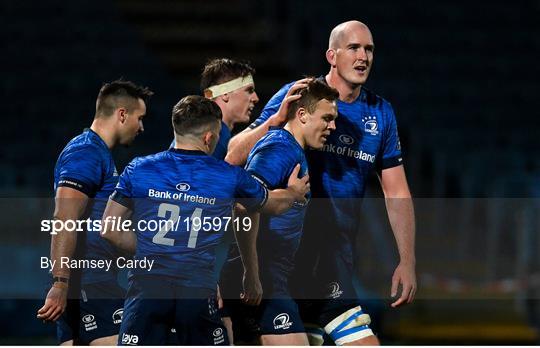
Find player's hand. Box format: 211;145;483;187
390;261;416;308
287;164;310;203
37;285;68;322
241;270;262;306
269;78;311;127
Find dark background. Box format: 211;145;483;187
1;0;539;344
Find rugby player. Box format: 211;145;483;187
170;58;259;160
226;20;417;345
100;95;309;345
220;79;339;345
36;80;153;345
199;58;261;284
168;58;260;343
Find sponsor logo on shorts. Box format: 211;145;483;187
212;328;225;344
339;134;355;145
176;183;190;192
112;308;123;324
362;116;379;136
213;328;223;337
82;314;97;331
273;313;292;330
82;314;94;324
121;333;139;345
327;282;344;299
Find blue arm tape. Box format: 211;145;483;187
331;325;371;341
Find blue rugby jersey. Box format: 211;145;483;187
54;128;120;285
249;78;402;270
111;148;268;290
169;121;233;276
245;128;309;295
169;121;231;160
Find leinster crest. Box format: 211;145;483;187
361;116;378;136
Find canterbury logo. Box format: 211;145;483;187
176;183;190;192
339;134;355;145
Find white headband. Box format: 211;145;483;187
204;75;254;99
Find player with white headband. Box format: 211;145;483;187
170;58;259;160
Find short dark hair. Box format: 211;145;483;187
200;58;255;92
286;78;339;120
172;95;222;136
95;79;153;118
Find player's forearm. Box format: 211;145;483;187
50;223;77;278
115;230;137;255
385;197;416;264
50;191;87;279
235;212;260;275
262;189;295;215
226;128;264;165
101;199;136;254
101;222;136;255
226;117;281;166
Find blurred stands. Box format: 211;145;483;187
114;0;295;93
0;0;180;195
110;0;540;197
1;0;538;198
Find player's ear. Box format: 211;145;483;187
117;108;127;123
203;130;213;146
326;48;336;67
297;107;308;124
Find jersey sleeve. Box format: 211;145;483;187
377;102;403;170
56;144;104;197
248;82;294;129
246;142;297;189
234;166;269;212
110;159;137;209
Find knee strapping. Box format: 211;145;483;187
323;306;374;345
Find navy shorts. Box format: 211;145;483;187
119;274;228;346
222;298;305;341
221;256;305;342
56;280;125;345
258;298;305;335
289;247;369;328
220;255;257;343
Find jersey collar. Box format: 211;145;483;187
168;148;208;156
